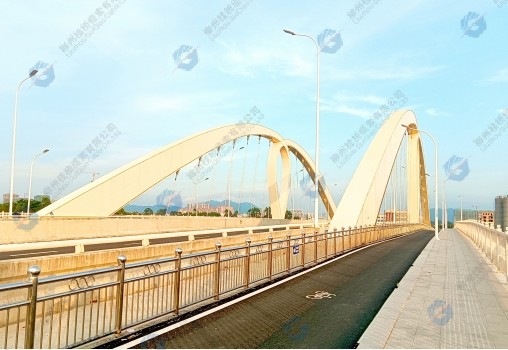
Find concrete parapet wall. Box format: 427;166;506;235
0;227;314;284
0;216;305;244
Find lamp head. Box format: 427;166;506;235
42;149;49;154
283;29;296;35
29;70;38;78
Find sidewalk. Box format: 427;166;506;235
358;229;508;348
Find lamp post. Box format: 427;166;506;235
27;149;49;215
283;29;320;228
402;124;439;239
227;146;244;217
9;70;38;216
459;195;463;221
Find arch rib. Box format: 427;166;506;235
329;110;430;229
37;124;336;218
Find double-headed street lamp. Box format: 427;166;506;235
283;29;320;228
9;70;38;216
402;124;439;240
27;149;50;215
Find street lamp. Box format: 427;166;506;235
284;29;320;228
402;124;439;240
27;149;49;215
9;69;38;216
459;195;463;221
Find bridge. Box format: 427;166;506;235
0;110;507;348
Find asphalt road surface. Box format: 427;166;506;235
121;229;433;349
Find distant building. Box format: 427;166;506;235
376;214;385;224
495;195;508;231
179;203;234;216
34;194;50;201
384;210;408;223
479;211;494;225
2;193;19;204
291;209;304;219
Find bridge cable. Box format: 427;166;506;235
237;138;248;215
249;136;262;217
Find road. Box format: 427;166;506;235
107;229;433;349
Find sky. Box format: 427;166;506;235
0;0;507;213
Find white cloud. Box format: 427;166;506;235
326;65;444;81
321;92;388;119
425;108;450;117
485;69;508;83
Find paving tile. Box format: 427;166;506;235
359;229;508;349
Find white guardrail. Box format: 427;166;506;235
455;220;508;282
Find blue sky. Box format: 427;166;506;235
0;0;507;213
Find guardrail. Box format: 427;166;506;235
455;221;508;281
0;223;427;348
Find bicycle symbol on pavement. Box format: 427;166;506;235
305;291;336;300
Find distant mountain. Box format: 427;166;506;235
124;204;181;213
124;200;259;214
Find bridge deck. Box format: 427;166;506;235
110;230;433;349
358;229;508;349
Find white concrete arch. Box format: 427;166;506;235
38;124;336;218
329;110;430;229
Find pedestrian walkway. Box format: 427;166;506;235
358;229;508;349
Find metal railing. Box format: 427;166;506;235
456;221;508;281
0;223;427;348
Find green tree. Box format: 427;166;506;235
233;210;239;217
143;208;153;215
285;210;292;219
263;207;272;218
156;208;167;216
114;208;128;215
247;207;261;218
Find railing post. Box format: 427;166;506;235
214;242;222;300
115;255;127;335
286;235;291;273
496;227;501;272
505;231;508;284
301;232;306;267
268;236;273;281
333;228;337;257
341;227;345;253
324;229;328;259
348;226;352;250
24;266;40;349
244;239;251;288
173;249;182;314
314;230;318;263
